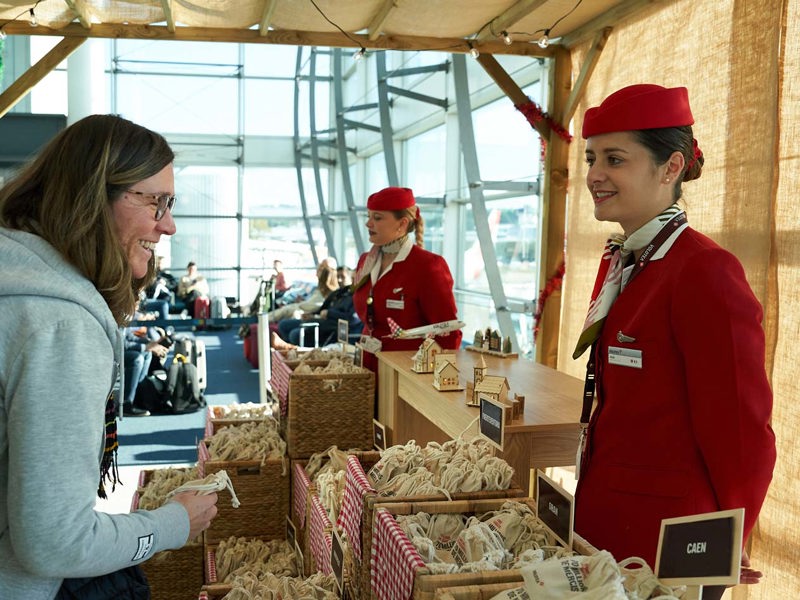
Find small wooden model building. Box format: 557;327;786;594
467;328;518;358
465;355;510;406
411;338;443;373
432;353;462;391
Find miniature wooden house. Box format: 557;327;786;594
433;354;461;391
471;374;510;406
411;338;443;373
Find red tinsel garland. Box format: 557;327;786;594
516;99;573;144
533;260;566;342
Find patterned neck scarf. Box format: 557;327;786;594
573;203;684;359
98;391;120;499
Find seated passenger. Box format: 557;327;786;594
122;326;169;416
177;260;209;317
277;266;363;346
267;258;338;322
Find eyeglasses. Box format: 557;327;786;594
125;189;176;221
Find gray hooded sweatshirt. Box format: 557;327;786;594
0;228;188;599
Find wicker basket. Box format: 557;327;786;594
197;440;290;545
204;405;275;439
291;451;382;579
340;458;525;600
369;497;598;600
131;469;205;600
285;369;375;458
270;349;331;417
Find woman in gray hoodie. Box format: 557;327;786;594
0;115;218;599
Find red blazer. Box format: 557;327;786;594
575;227;776;568
353;245;461;371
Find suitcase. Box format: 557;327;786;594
174;336;208;391
210;296;230;319
194;296;210;319
243;323;259;369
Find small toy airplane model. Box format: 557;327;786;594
386;318;466;339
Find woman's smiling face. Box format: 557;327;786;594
585;131;673;235
110;163;177;279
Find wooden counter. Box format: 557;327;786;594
376;350;584;495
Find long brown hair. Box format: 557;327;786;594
0;114;174;325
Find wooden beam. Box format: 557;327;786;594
475;53;550;139
367;0;397;41
0;22;554;57
561;26;611;125
535;46;571;369
159;0;175;33
258;0;278;37
63;0;91;29
560;0;666;48
0;37;86;119
476;0;549;41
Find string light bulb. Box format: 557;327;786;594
502;31;512;45
0;29;6;40
468;43;479;59
353;47;366;61
29;8;38;27
537;29;550;49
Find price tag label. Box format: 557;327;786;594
331;529;345;592
373;419;387;451
337;319;349;344
478;394;505;450
535;470;574;549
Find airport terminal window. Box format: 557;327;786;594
244;79;295;136
404;126;447;200
174;165;239;218
117;73;239;135
243;167;305;217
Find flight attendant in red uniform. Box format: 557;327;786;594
353;187;461;373
572;84;776;599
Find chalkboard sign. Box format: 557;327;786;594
656;508;743;587
331;528;345;592
354;345;363;368
337;318;349;344
373;418;387;451
478;394;505;450
535;470;574;549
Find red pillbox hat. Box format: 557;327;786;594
582;84;694;139
367;187;416;211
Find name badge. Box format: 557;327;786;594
608;346;643;369
386;299;404;310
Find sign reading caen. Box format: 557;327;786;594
478;394;505;450
656;508;744;587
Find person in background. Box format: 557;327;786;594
352;187;461;372
122;326;169;417
572;84;776;599
271;259;290;297
267;257;338;322
177;260;209;317
0;114;218;598
276;266;362;346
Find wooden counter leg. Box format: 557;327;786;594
377;357;398;445
498;433;532;496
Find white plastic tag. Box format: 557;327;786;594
386;299;404;310
608;346;642;369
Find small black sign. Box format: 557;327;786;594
331;529;345;592
478;394;504;450
536;470;574;549
354;345;363;368
337;319;349;344
373;419;387;451
656;508;743;586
